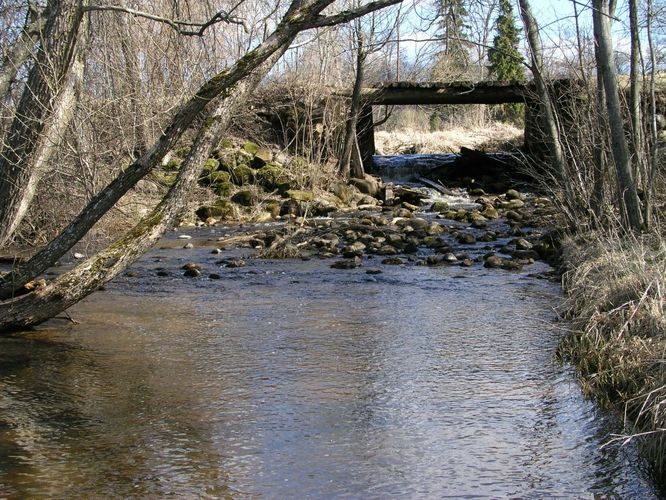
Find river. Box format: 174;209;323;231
0;218;659;497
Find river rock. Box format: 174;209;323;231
481;206;499;219
394;208;413;218
209;273;222;280
457;233;476;245
349;175;381;197
182;262;201;271
183;268;201;277
431;201;449;213
331;257;361;269
515;238;533;250
366;268;382;275
402;202;420;212
506;189;523;200
461;259;474;267
376;245;398;256
501;259;523;271
502;199;525;209
443;252;458;262
177;234;192;240
505;210;522;222
484;255;504;268
382;257;405;265
343;242;366;258
183;242;194;249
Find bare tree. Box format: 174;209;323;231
592;0;643;230
0;0;404;327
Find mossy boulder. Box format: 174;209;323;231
431;201;449;213
231;190;256;207
154;171;177;186
203;158;220;173
164;158;183;171
221;164;255;185
285;189;314;202
242;141;260;155
218;137;234;149
256;164;286;190
174;145;191;158
263;199;281;217
251;148;273;168
213;181;233;197
195;200;235;220
200;170;230;187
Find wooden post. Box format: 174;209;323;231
357;103;375;171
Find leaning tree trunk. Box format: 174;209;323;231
0;0;86;247
0;1;49;102
0;45;290;331
592;0;643;230
518;0;568;193
628;0;643;184
0;0;403;303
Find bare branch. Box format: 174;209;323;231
83;4;250;35
310;0;402;29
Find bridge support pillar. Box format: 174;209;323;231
357;103;375;172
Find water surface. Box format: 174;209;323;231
0;234;658;498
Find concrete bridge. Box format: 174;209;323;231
348;80;566;171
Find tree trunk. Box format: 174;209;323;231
0;1;48;101
0;0;403;301
339;30;366;179
517;0;567;184
592;0;643;230
643;0;659;228
0;45;290;331
628;0;643;184
0;0;86;247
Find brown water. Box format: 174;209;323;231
0;227;659;498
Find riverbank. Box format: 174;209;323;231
557;232;666;485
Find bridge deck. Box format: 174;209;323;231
358;81;532;105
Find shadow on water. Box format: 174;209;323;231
0;234;661;497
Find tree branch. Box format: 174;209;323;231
310;0;402;29
83;4;249;35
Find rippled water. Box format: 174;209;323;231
0;230;659;498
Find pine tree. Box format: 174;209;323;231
488;0;525;82
432;0;471;79
488;0;525;122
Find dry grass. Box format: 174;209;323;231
375;122;524;155
559;232;666;483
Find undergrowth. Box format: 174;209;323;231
558;232;666;484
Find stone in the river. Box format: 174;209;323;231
209;273;222;280
156;270;170;277
506;189;523;200
426;222;445;235
182;262;201;271
505;210;522;222
481;206;499;219
502;199;525;209
376;245;398;256
211;248;223;254
73;252;85;259
402;202;420;212
382;257;405;265
177;234;192;239
331;257;361;269
457;233;476;244
484;255;504;268
183;242;194;249
461;259;474;267
183;268;201;277
366;268;383;275
342;241;366;258
426;255;444;266
515;238;533;250
501;259;523;271
223;259;246;268
443;252;458;262
431;201;449;213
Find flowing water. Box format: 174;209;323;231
0;223;659;498
0;163;660;497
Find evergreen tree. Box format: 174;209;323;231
432;0;471;78
488;0;525;82
488;0;525;122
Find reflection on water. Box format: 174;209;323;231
0;245;659;498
